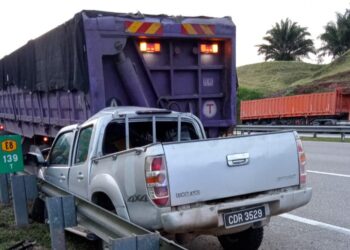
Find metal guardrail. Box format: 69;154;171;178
234;125;350;140
235;125;350;133
37;179;185;250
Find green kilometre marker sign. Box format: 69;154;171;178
0;135;24;174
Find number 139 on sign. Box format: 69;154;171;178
3;154;19;163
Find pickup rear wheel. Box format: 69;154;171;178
92;192;116;213
92;193;117;249
218;227;263;250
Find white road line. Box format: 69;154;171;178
307;170;350;178
280;213;350;236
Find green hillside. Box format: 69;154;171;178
238;61;323;95
237;50;350;100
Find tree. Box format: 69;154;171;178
319;9;350;58
257;18;315;61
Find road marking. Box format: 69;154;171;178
307;170;350;178
280;213;350;236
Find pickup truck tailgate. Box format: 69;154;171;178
162;131;300;206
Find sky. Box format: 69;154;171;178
0;0;349;66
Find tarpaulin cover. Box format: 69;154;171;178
0;60;4;90
0;12;88;92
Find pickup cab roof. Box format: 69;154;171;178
84;106;194;123
55;106;206;148
93;106;174;116
58;124;78;133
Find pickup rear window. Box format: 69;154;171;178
102;120;199;155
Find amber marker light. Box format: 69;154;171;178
200;43;219;54
140;42;161;53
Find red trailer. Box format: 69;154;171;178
240;89;350;125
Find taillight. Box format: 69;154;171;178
140;42;161;53
0;124;4;131
145;156;170;207
200;43;219;54
295;134;307;187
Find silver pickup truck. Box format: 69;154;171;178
31;106;312;250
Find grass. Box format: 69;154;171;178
237;49;350;97
0;204;50;249
301;137;350;143
237;86;264;101
308;50;350;80
237;61;323;96
0;204;99;249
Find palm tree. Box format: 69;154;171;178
257;18;315;61
319;9;350;58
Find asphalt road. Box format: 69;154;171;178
187;141;350;250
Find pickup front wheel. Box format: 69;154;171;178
217;227;263;250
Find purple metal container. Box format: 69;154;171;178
0;11;237;138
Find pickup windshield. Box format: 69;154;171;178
103;120;199;155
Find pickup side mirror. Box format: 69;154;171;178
26;146;48;167
41;147;51;160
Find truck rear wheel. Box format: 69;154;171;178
218;227;263;250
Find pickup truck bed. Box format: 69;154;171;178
164;132;300;206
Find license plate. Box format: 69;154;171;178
223;206;266;228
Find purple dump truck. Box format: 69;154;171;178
0;10;237;148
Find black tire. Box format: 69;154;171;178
92;194;117;249
93;195;116;213
218;227;264;250
30;198;46;223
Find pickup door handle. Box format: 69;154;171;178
77;173;84;180
227;153;250;167
59;174;66;181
